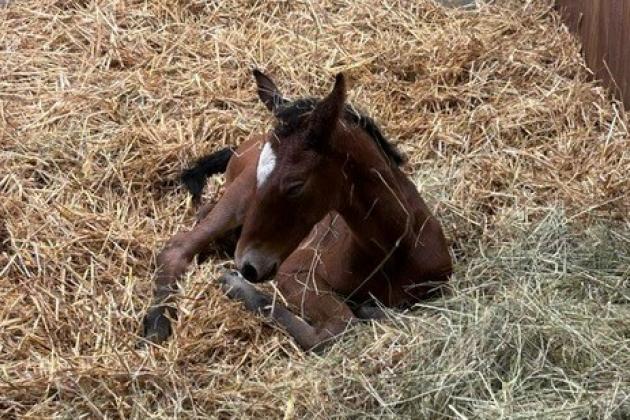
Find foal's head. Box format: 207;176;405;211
235;70;401;283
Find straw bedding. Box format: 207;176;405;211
1;0;628;417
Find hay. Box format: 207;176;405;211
1;0;629;417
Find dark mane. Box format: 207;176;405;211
273;98;405;166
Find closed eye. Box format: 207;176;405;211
285;181;305;197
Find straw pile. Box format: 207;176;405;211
1;0;628;417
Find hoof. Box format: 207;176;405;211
218;271;271;313
142;305;174;344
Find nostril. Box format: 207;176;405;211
240;263;258;283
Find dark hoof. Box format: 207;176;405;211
218;271;271;313
142;306;174;344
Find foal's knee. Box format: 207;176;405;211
159;231;195;262
154;236;193;289
157;247;186;272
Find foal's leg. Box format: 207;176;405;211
195;196;241;263
194;199;217;224
143;173;254;343
218;271;357;352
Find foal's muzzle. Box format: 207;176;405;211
236;248;278;283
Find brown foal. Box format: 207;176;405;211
142;70;452;351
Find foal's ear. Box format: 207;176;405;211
307;73;346;151
253;69;287;112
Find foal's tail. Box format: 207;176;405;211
181;147;234;199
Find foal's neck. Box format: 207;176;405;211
335;133;423;257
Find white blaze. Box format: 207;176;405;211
256;142;277;187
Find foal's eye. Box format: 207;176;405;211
285;182;305;197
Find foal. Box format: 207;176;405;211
143;70;452;351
